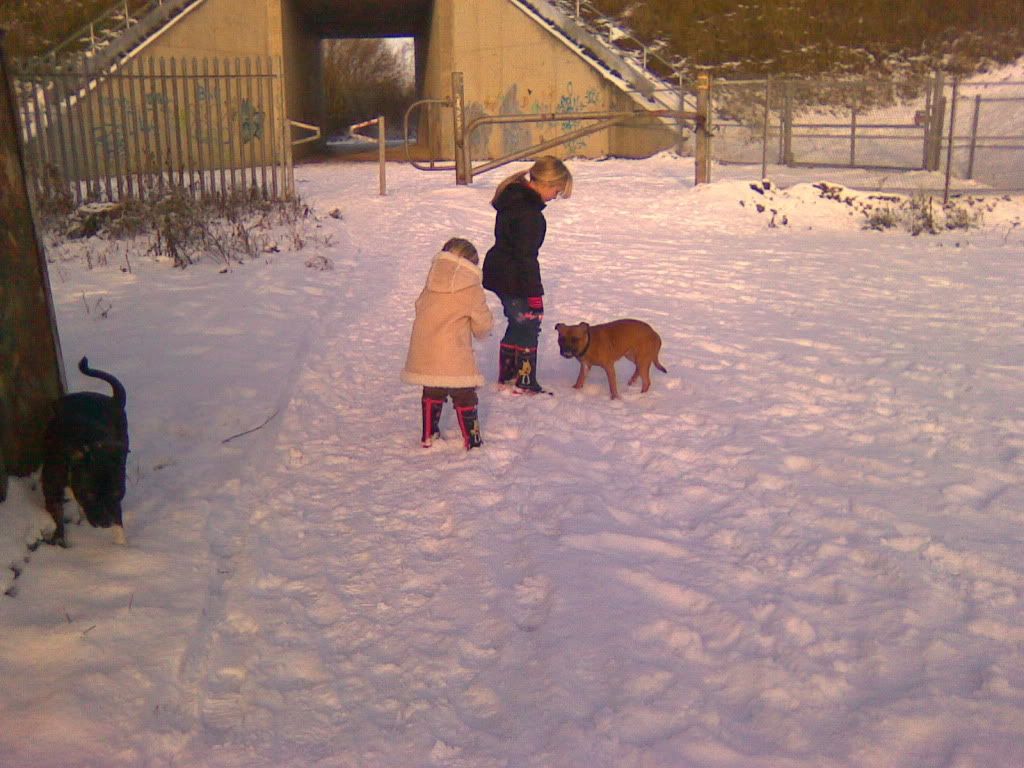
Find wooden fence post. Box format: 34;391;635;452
942;77;959;204
927;71;946;172
378;115;386;196
0;31;66;485
782;79;793;165
966;94;981;180
452;71;467;185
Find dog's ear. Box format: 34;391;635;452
555;323;564;331
580;322;589;331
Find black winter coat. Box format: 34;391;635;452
482;182;547;298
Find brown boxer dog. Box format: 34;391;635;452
555;319;667;399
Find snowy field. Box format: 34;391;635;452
1;152;1023;767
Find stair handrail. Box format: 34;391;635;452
551;0;694;110
30;0;200;71
35;0;147;66
89;0;204;71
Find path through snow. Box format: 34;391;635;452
2;157;1023;767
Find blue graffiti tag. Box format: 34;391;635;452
239;99;264;143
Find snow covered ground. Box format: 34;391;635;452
2;151;1023;767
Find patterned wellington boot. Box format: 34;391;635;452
455;405;483;449
513;347;544;394
421;397;444;447
498;343;519;384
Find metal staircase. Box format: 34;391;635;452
27;0;205;72
517;0;695;112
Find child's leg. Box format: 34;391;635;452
452;388;482;449
421;387;447;447
499;296;543;391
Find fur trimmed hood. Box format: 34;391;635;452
425;251;484;294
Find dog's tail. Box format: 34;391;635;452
654;356;667;374
78;357;127;409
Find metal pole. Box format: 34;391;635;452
782;79;793;165
695;73;711;185
467;115;629;181
966;94;981;180
761;77;770;179
677;74;688;155
849;107;857;166
943;77;958;204
378;114;386;195
451;71;467;185
922;75;933;169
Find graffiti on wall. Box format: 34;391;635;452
465;81;606;158
553;82;601;153
520;81;603;154
88;83;267;165
500;84;529;155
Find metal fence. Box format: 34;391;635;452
12;56;294;206
710;74;1024;194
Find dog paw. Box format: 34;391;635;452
112;526;127;545
40;533;69;548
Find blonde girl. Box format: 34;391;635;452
481;156;573;393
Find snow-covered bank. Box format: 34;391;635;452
1;153;1023;767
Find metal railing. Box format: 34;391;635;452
403;97;455;172
348;115;387;195
710;74;1024;196
448;72;707;185
13;56;294;204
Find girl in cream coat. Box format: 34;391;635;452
401;238;493;449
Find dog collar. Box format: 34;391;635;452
577;328;591;359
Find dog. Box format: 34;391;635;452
555;319;667;399
40;357;129;546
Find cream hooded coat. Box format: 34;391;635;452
401;251;494;388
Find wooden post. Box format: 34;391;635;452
760;76;770;180
922;74;933;169
378;115;386;195
927;71;945;172
966;94;981;180
782;79;793;166
452;71;467;185
943;78;959;204
694;72;711;185
0;32;66;483
849;107;857;166
676;74;687;155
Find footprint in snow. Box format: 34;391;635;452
510;574;553;631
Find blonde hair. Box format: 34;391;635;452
491;155;573;204
442;237;479;265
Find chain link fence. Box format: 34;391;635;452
710;74;1024;195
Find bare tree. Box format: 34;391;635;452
322;38;415;137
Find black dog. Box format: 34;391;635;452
41;357;129;546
